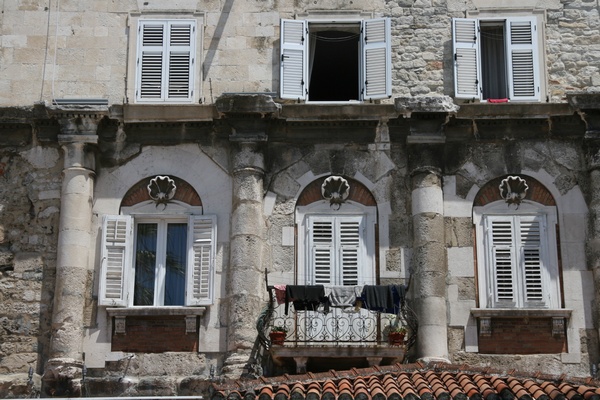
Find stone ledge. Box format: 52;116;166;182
106;307;206;317
470;308;572;318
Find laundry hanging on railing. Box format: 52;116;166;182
325;285;363;309
284;285;329;314
360;285;406;314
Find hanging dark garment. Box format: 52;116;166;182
285;285;328;314
360;285;406;314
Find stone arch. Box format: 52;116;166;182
120;175;202;209
296;175;377;208
473;174;556;208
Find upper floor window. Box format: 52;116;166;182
280;18;391;102
135;19;198;103
453;16;541;102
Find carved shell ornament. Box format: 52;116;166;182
499;176;528;207
321;176;350;210
147;176;177;209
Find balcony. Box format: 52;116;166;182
260;284;416;374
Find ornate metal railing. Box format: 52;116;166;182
269;303;402;345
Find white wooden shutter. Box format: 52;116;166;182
136;20;195;102
361;18;391;100
280;19;307;100
506;17;540;101
137;21;166;101
518;216;545;304
339;219;361;286
452;18;481;99
166;21;195;101
186;215;216;306
98;215;133;307
309;218;334;285
488;217;517;306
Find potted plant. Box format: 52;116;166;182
388;326;407;346
269;325;287;345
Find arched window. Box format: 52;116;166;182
296;176;377;286
473;176;561;309
98;176;216;307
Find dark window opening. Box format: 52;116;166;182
480;22;507;100
308;26;360;101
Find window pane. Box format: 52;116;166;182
480;24;507;99
134;223;157;306
165;223;187;306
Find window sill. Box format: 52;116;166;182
471;308;571;337
107;307;206;334
470;308;572;318
107;306;206;317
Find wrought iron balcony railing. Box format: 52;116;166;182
269;303;403;346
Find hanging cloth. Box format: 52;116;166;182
273;284;287;305
285;285;328;314
360;285;406;314
327;285;362;309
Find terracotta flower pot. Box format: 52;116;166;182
269;331;286;345
388;331;405;346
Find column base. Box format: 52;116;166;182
43;357;84;397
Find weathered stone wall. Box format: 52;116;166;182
1;0;598;107
0;143;62;383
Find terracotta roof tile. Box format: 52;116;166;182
211;362;600;400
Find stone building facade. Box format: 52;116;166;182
0;0;599;397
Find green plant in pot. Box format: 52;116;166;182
388;326;407;346
269;325;288;345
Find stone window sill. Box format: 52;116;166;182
470;308;572;318
107;307;206;334
471;308;572;337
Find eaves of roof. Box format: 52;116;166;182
210;362;600;400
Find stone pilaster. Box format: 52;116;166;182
408;145;449;362
44;111;100;396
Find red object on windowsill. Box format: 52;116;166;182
487;98;509;103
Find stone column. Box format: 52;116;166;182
409;145;449;362
44;112;99;396
215;94;276;377
586;142;600;344
222;140;267;376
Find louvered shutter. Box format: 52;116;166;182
98;215;133;307
339;219;361;286
361;18;391;100
136;20;195;102
452;18;481;99
506;17;540;101
488;217;517;306
137;21;166;101
166;21;195;101
309;218;334;285
280;19;307;100
186;215;216;306
518;216;545;304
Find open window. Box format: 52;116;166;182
453;17;541;102
280;18;391;102
98;214;216;307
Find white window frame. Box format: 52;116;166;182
98;201;216;307
296;201;376;286
280;17;391;102
473;202;561;309
128;13;204;104
452;16;542;102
